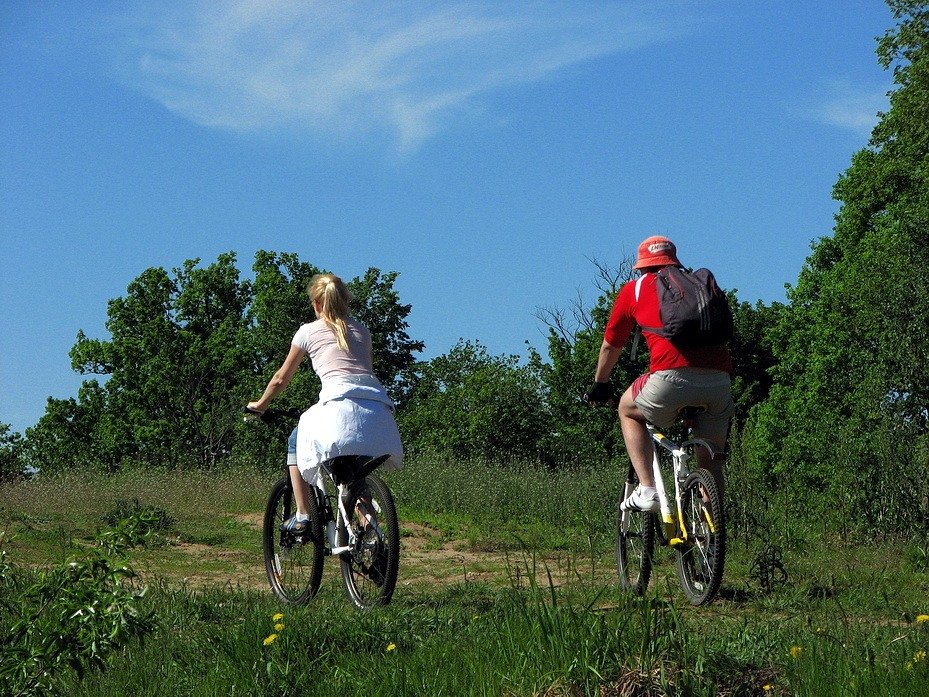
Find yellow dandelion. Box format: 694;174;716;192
789;645;803;659
916;614;929;624
272;612;284;621
762;684;773;692
905;661;913;671
263;633;278;646
386;643;397;652
275;623;285;632
914;649;926;662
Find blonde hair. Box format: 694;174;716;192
308;273;351;350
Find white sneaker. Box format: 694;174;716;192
620;485;660;513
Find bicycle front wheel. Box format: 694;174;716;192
676;468;725;605
616;466;655;595
263;476;324;604
338;474;400;610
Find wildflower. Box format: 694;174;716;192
386;643;397;652
915;649;926;662
906;662;913;671
275;623;285;632
916;614;929;624
272;612;284;621
263;633;278;646
762;685;773;692
789;645;803;659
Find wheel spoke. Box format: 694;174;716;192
676;469;725;605
339;475;399;609
263;477;324;605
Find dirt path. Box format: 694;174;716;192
135;516;617;593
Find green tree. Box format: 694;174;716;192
727;297;784;427
398;341;551;461
28;251;423;473
535;258;641;465
66;253;252;469
24;382;112;473
348;268;425;400
746;1;929;530
0;423;25;481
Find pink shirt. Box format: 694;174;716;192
292;318;374;381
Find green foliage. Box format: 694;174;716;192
744;1;929;533
349;268;425;401
0;512;157;696
0;423;26;482
23;251;423;473
398;340;552;461
97;498;174;553
728;297;784;427
534;258;640;465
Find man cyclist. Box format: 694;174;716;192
585;235;734;512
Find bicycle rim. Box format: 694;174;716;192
338;474;400;610
615;472;654;595
263;477;324;605
676;468;725;605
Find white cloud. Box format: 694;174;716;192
113;0;695;151
817;81;889;137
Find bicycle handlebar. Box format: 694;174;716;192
242;406;302;424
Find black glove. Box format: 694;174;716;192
584;381;615;405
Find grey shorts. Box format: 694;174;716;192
633;368;734;441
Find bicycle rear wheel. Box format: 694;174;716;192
676;468;725;605
263;476;324;604
338;474;399;610
616;465;655;595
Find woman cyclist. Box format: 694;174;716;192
247;273;403;532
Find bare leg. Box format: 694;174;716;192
619;385;656;487
289;465;312;516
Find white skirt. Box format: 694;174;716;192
296;374;403;485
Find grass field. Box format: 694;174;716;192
2;457;928;696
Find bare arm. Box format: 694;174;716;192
248;344;307;412
594;339;622;383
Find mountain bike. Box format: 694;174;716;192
616;407;726;605
245;408;400;610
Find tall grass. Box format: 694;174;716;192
2;456;929;695
387;450;621;551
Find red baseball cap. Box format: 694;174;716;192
633;235;680;269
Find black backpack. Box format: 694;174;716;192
636;266;733;347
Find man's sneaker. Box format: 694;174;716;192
280;515;310;534
620;486;660;513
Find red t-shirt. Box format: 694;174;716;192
604;273;733;374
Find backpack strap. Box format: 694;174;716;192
631;275;647;362
631;272;669;362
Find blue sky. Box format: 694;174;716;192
1;1;895;433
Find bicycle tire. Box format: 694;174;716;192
676;468;725;605
616;465;655;595
338;474;400;610
263;476;325;604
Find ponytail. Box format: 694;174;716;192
308;273;351;350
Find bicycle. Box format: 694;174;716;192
245;407;401;610
616;407;726;605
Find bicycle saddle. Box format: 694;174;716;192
324;454;391;486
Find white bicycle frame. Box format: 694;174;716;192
643;423;720;547
317;464;384;557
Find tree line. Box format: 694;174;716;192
2;1;926;535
